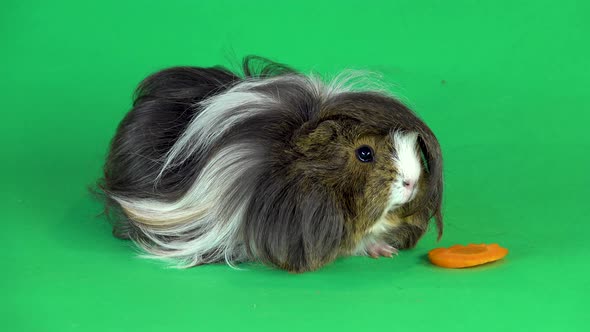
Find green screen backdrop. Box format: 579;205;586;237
1;1;588;331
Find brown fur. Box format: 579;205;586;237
289;100;441;266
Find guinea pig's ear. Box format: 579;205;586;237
294;120;343;156
414;132;444;240
244;179;344;273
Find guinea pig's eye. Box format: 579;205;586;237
355;145;375;163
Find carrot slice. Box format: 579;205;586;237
428;243;508;268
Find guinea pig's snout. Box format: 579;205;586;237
402;178;419;201
402;180;415;190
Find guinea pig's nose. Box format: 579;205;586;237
403;180;414;189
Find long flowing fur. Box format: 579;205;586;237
97;56;443;270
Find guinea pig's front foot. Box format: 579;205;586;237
366;242;398;258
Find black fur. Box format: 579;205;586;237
244;177;344;272
98;56;296;239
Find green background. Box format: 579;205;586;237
2;1;589;331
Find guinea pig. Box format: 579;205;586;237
97;55;443;273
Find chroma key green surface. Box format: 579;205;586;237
1;1;588;331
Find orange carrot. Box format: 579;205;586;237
428;243;508;268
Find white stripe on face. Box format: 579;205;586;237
388;131;421;208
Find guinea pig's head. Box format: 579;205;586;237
294;121;423;221
292;92;442;234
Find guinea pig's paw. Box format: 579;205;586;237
366;242;399;258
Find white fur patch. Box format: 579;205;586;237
309;70;390;99
352;213;397;256
114;142;263;267
388;131;421;209
156;82;277;180
393;131;421;181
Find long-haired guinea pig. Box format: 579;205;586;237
97;55;443;273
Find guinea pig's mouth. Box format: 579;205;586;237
387;189;418;212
